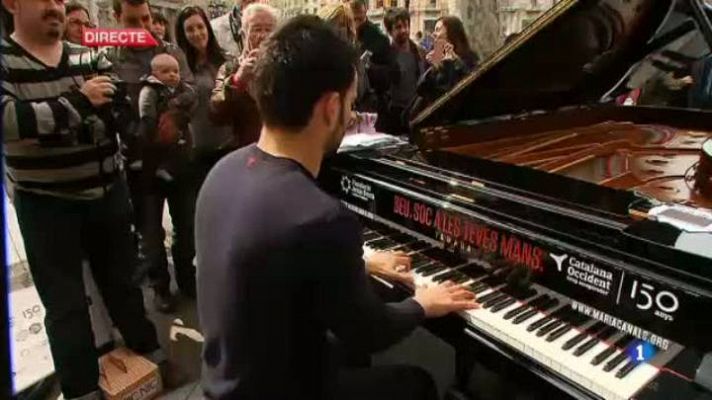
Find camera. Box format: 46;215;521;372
110;78;129;102
97;75;135;141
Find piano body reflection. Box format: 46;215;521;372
321;0;712;399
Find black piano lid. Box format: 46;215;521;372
388;0;712;277
410;0;712;129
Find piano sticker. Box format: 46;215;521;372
571;301;671;351
341;176;375;203
393;194;545;273
548;253;615;297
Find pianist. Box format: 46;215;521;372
195;16;478;400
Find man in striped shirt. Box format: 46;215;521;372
1;1;163;398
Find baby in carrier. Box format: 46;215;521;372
138;53;197;184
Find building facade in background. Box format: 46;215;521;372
349;0;556;58
78;0;557;57
498;0;555;38
87;0;209;31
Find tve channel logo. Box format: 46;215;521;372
627;340;657;364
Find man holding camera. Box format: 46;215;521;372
0;0;164;399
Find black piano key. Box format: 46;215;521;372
524;303;567;331
604;341;642;372
548;324;575;343
512;297;560;324
563;322;606;351
591;335;633;366
458;264;488;280
434;271;468;284
438;272;468;284
476;290;503;304
489;289;536;314
367;238;397;249
574;337;599;357
478;273;506;287
603;351;630;372
413;264;434;274
362;231;381;241
615;360;638;379
510;287;538;300
411;253;431;265
536;318;567;337
432;271;457;283
386;233;412;243
422;248;464;267
421;265;448;277
404;241;430;252
503;295;549;320
490;297;517;313
482;293;509;309
492;267;513;279
412;261;435;273
416;263;441;274
535;308;579;337
512;308;539;325
546;316;592;343
471;283;492;295
487;294;514;309
573;326;618;357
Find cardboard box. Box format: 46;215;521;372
99;348;162;400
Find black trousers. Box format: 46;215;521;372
328;334;438;400
142;170;197;295
336;365;439;400
14;181;160;398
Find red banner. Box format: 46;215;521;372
82;29;158;48
393;194;546;272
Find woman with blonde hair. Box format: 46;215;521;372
318;3;373;110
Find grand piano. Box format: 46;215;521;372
321;0;712;399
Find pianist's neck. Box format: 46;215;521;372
257;126;324;178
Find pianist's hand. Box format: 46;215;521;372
414;281;479;318
366;251;414;286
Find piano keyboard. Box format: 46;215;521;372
361;222;682;400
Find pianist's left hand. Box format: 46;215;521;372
366;251;413;286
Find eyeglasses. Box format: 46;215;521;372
68;18;95;28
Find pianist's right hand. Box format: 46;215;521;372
413;281;479;318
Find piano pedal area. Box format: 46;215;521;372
359;218;694;400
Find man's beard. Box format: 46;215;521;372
324;105;348;157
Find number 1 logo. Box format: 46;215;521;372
627;340;656;364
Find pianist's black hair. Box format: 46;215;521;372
251;15;358;131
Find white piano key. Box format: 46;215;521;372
361;228;668;400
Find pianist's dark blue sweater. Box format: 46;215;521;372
195;144;425;400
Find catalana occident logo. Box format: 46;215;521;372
82;28;158;48
340;175;352;194
550;253;568;272
550;252;614;296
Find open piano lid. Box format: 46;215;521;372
411;0;712;132
400;0;712;263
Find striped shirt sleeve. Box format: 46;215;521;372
0;68;95;143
